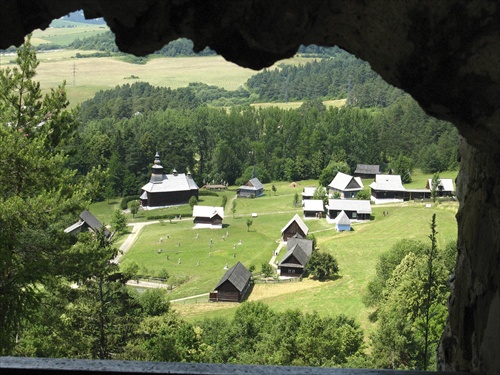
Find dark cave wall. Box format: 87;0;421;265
1;0;499;373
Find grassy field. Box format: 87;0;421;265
1;44;317;106
251;99;346;110
90;176;459;334
31;24;108;46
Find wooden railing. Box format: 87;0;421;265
0;356;462;375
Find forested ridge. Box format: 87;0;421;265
0;37;458;370
74;81;457;198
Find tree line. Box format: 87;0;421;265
71;83;457;199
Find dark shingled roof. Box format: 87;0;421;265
354;164;380;175
279;244;310;267
287;237;313;257
79;210;104;232
215;261;252;292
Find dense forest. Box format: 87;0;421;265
0;37;458;370
73;81;458;198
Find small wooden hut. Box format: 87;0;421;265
210;262;252;302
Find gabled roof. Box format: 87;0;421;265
328;172;363;191
303;199;324;212
369;174;406;192
426;178;455;192
192;205;224;219
287;237;313;257
302;186;317;197
354;164;381;175
248;177;264;190
327;199;372;214
142;172;199;193
334;210;351;225
215;261;252;292
238;177;264;192
279;244;310;267
64;210;110;237
281;214;309;236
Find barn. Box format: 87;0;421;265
326;199;372;221
278;236;313;277
140;152;199;209
210;262;252;302
328;172;364;198
369;174;406;204
303;199;324;218
237;177;264;198
334;210;351;231
192;206;224;229
280;214;309;241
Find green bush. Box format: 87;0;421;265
120;196;139;210
198;190;219;197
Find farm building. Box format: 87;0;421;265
328;172;364;198
326;199;372;221
353;164;381;179
64;210;111;238
193;205;224;229
281;214;309;241
237;177;264;198
404;188;431;200
369;174;406;204
140;152;199;209
426;178;455;197
210;261;252;302
303;199;324;218
334;210;351;231
301;186;317;200
278;237;313;278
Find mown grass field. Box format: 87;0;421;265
91;174;458;333
2;46;317;106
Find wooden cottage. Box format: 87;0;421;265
237;177;264;198
334;210;351;231
328;172;364;198
326;199;372;221
64;210;111;238
369;174;406;204
210;262;252;302
303;199;324;218
278;237;313;277
426;178;455;197
193;205;224;229
281;214;309;241
404;188;431;201
353;164;381;179
301;186;317;200
140;152;199;209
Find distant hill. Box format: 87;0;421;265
55;10;105;25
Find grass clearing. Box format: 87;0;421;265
100;178;459;332
251;99;346;110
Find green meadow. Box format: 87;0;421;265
91;175;458;332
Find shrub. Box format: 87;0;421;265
198;190;219;197
120;195;139;210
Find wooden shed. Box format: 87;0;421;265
193;205;224;229
64;210;111;238
237;177;264;198
353;164;381;179
210;262;252;302
280;214;309;241
303;199;324;218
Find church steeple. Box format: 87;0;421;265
150;152;165;183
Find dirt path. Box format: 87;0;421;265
113;221;158;263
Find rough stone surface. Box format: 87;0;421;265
0;0;499;373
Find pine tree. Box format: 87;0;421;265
0;35;91;354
